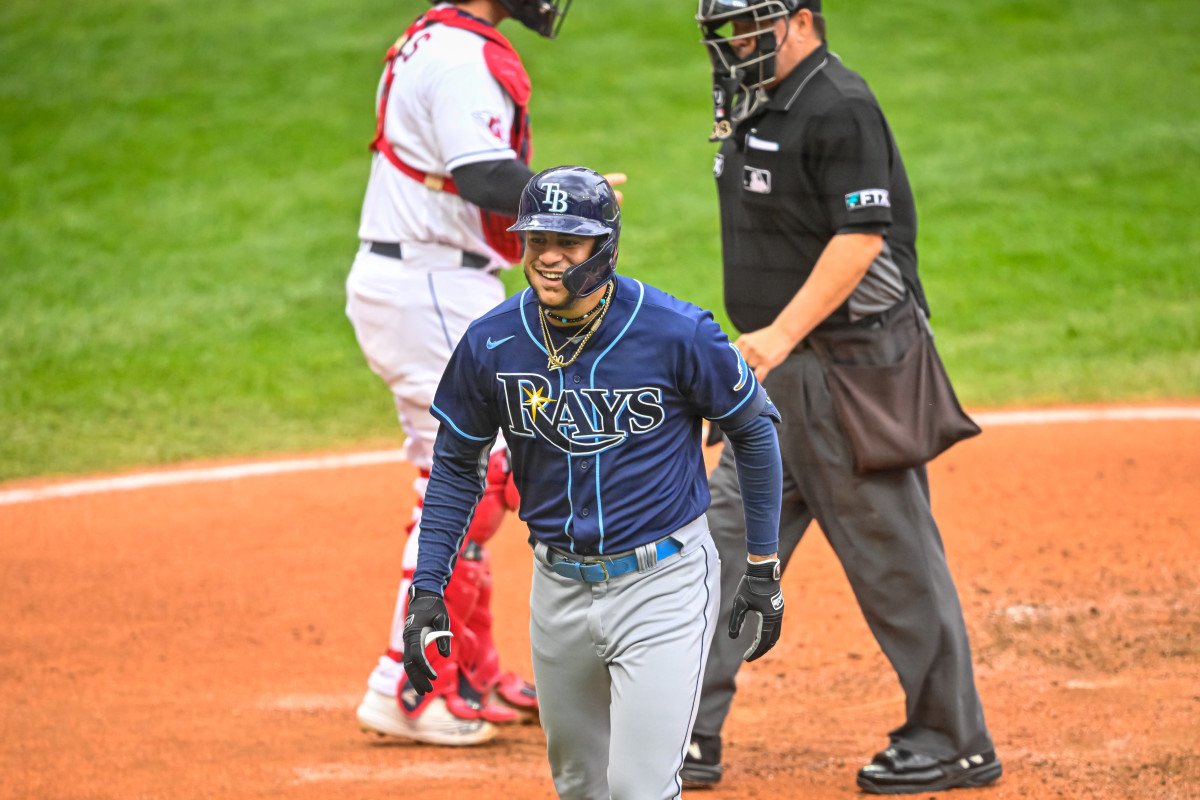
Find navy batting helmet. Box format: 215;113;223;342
508;166;620;298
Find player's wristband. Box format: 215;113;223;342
746;557;781;580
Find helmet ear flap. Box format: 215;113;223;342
561;231;618;297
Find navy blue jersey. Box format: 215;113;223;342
431;276;770;556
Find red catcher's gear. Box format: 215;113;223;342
370;6;532;262
466;449;520;546
396;453;531;721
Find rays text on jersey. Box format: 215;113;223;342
497;373;665;454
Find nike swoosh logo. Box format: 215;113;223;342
486;335;515;349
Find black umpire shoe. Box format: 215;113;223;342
857;746;1002;794
680;734;723;788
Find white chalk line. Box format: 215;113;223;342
2;405;1197;507
971;406;1200;427
0;450;406;507
291;761;515;784
254;693;362;712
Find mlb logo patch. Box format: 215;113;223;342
743;166;771;194
846;189;890;211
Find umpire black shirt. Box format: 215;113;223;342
714;43;927;334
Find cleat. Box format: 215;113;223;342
857;746;1002;794
356;688;496;746
680;734;723;789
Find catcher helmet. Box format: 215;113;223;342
508;166;620;298
437;0;571;38
696;0;818;138
500;0;571;38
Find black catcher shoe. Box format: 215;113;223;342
680;733;723;788
857;746;1002;794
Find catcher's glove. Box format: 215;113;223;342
728;558;784;662
402;586;453;695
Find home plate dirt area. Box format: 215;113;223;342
2;405;1198;799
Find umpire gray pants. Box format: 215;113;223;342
693;345;993;761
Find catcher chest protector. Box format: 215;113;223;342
372;7;533;261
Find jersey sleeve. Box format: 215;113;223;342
811;97;894;234
429;58;518;172
684;314;773;430
431;335;501;443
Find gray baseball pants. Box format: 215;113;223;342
530;515;721;799
693;344;993;761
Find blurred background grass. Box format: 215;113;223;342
1;0;1197;481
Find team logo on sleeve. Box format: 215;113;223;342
846;189;890;210
472;110;506;141
743;166;771;194
713;153;724;178
496;373;665;454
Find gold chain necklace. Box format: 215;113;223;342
538;282;613;371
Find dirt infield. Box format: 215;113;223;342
2;407;1198;799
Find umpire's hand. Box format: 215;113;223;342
402;586;454;695
729;558;785;661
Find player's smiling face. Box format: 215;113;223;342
523;231;598;313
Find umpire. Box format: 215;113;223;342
685;0;1001;795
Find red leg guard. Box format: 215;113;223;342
461;549;501;691
503;471;520;513
393;538;486;722
442;552;485;670
394;455;534;724
465;449;517;547
456;546;539;723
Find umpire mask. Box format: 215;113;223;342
696;0;817;140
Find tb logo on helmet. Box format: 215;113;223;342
542;183;569;213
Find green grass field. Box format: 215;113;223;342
2;0;1198;481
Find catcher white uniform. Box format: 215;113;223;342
348;1;546;746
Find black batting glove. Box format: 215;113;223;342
401;585;453;695
728;558;784;662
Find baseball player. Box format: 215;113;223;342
401;166;785;799
348;0;590;745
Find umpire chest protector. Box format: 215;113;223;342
713;44;925;335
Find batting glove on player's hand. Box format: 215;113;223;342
729;558;784;662
401;586;453;695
